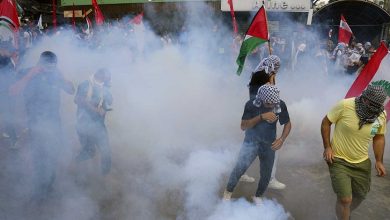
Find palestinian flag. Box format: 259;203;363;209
0;0;20;31
0;0;20;47
236;6;269;75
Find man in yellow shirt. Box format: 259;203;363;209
321;84;387;220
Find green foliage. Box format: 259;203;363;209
371;80;390;96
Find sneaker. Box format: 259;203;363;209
268;178;286;190
2;133;10;138
222;190;232;201
239;174;255;183
252;196;263;205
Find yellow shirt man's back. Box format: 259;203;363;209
327;98;387;163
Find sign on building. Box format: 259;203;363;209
64;10;83;18
221;0;311;12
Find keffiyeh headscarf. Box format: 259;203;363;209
253;84;280;107
254;55;281;75
355;85;387;129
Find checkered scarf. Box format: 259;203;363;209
355;85;387;129
253;84;280;107
254;55;281;75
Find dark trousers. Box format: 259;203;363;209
226;141;275;197
76;121;111;175
29;120;63;199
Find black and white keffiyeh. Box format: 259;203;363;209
254;58;268;73
268;55;281;71
355;84;387;129
254;55;281;75
253;84;280;107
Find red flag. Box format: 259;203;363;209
131;12;143;25
345;42;388;98
92;0;104;26
227;0;238;34
338;15;352;45
72;3;76;30
0;0;20;31
52;0;57;30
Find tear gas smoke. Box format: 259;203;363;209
1;2;389;220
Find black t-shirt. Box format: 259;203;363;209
242;99;290;144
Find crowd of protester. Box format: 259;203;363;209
1;16;386;153
14;15;386;77
0;17;117;201
233;30;382;77
0;15;387;205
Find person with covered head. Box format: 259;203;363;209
10;51;75;200
364;42;371;52
354;43;365;55
223;84;291;204
241;55;287;190
252;55;281;89
74;68;113;175
321;84;387;220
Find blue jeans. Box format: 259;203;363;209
227;141;275;197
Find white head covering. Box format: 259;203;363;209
254;55;281;75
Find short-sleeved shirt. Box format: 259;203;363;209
327;98;387;163
242;99;290;144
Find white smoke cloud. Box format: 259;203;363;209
2;2;389;220
207;199;290;220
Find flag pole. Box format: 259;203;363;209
52;0;57;30
268;40;272;55
228;0;238;36
262;0;272;55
